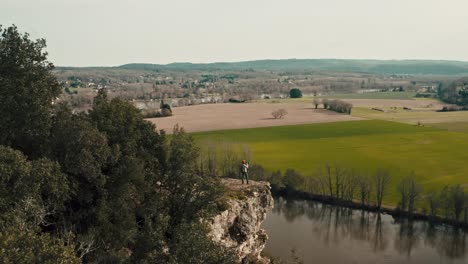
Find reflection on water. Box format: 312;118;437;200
262;197;467;264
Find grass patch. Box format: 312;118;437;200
193;120;468;205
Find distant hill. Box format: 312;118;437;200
113;59;468;75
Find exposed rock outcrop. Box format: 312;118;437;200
208;179;274;263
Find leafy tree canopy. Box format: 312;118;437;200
0;25;61;157
289;88;303;98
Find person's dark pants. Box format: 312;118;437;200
241;172;249;184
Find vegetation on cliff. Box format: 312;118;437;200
0;25;235;263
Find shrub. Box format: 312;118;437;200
228;98;245;103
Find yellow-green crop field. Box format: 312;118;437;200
192;120;468;205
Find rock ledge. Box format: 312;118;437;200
208;179;274;263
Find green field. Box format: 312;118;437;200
193;120;468;205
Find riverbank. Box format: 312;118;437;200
272;188;468;229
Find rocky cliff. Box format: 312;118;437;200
208;179;274;263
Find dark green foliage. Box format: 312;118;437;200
0;225;80;264
283;169;305;193
0;146;35;213
166;126;225;227
289;88;302;98
269;171;285;192
0;25;235;263
439;77;468;106
0;25;61;157
248;164;268;181
228;98;245;103
167;222;237;264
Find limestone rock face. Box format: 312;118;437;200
208;179;274;263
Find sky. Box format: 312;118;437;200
2;0;468;66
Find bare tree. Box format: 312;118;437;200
357;174;372;206
303;176;319;194
325;164;333;197
221;143;239;178
272;108;288;119
397;174;421;214
242;144;252;162
425;190;440;218
312;98;321;109
334;165;346;199
374;169;392;210
342;169;358;201
322;98;329;109
449;185;465;221
205;143;217;177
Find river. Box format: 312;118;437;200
262;197;467;264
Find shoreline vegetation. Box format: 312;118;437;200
271;187;468;229
235;163;468;229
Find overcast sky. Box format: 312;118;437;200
2;0;467;66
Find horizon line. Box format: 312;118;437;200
55;58;468;69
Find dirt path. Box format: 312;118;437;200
147;103;363;133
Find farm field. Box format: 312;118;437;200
147;98;447;133
430;121;468;133
352;107;468;127
192;120;468;205
147;103;362;133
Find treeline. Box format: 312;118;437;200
0;25;236;263
438;77;468;106
313;98;353;114
246;164;468;225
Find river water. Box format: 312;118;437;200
262;197;467;264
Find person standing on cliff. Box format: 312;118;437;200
240;160;249;184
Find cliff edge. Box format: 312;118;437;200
208;179;274;263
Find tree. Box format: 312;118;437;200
0;25;237;263
269;170;284;191
0;25;61;157
283;169;305;193
397;174;421;214
0;226;80;264
272;108;288;119
0;146;34;213
168;222;237;264
374;169;391;210
289;88;303;98
166;125;226;232
322;98;329;109
357;174;372;206
312;98;321;109
327;99;353;114
449;185;465;221
425;190;440;218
